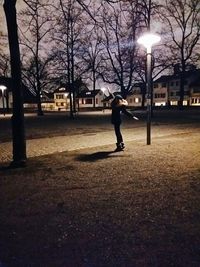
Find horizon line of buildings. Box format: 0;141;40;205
0;69;200;112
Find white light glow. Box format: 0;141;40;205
137;33;161;49
101;87;106;93
0;85;7;91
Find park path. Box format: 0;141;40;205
0;124;197;163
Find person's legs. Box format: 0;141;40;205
114;124;124;150
114;124;123;143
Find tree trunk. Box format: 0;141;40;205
69;90;74;119
5;89;10;112
178;60;186;110
36;59;44;116
121;85;126;99
4;0;27;167
36;88;43;116
92;68;96;108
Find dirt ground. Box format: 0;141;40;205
0;128;200;266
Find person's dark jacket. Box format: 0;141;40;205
111;99;132;124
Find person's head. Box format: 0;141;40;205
113;94;128;107
115;94;123;101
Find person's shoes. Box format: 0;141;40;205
115;143;125;152
120;142;125;149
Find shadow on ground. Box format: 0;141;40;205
76;150;125;162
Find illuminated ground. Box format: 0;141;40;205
0;108;200;266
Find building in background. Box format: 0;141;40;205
153;69;200;107
53;87;69;111
41;91;54;111
76;89;105;109
0;76;37;113
152;76;168;106
1;68;200;114
189;75;200;106
126;83;144;108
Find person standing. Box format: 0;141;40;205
111;95;139;151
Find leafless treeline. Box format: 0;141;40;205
1;0;200;111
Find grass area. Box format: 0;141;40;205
0;131;200;266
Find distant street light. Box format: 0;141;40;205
0;85;7;116
137;33;161;145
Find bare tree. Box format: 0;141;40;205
0;27;11;76
160;0;200;108
51;0;87;117
0;50;10;76
79;27;104;107
4;0;26;167
96;1;143;98
19;0;53;115
133;0;168;105
21;54;56;98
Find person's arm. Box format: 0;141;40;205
121;106;139;120
121;106;133;118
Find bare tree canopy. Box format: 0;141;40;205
159;0;200;107
19;0;54;115
10;0;199;107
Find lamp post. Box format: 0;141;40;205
101;87;106;112
137;33;160;145
0;85;7;116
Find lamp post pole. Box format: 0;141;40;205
2;88;5;116
146;46;152;145
137;33;160;145
101;87;106;112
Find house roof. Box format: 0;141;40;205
54;87;68;93
0;76;37;103
41;91;54;103
23;86;37;103
154;75;170;83
154;69;200;83
76;89;101;98
190;76;200;92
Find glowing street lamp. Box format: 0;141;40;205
137;33;161;53
0;85;7;116
101;87;106;93
137;33;161;145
